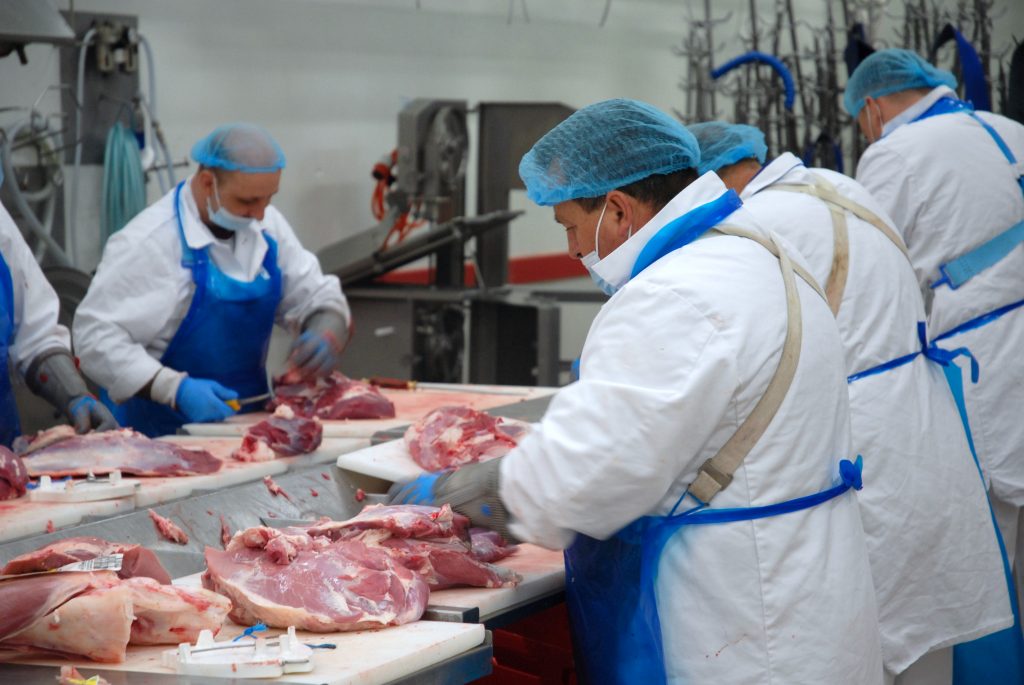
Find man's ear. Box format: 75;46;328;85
605;190;635;239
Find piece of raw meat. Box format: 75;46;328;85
0;572;106;641
0;573;133;663
0;446;28;501
1;537;172;584
469;528;517;563
17;429;222;478
271;371;396;420
307;504;471;543
361;531;520;590
148;510;189;544
263;475;292;501
203;536;429;632
11;425;75;456
404;406;519;471
233;405;323;461
122;576;230;645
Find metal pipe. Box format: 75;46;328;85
70;27;98;267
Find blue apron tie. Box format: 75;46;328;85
106;181;283;437
0;253;19;447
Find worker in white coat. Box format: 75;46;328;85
0;199;117;447
74;124;350;437
690;121;1012;684
389;99;883;684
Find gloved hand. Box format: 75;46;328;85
27;350;120;433
386;458;517;542
175;377;238;423
286;310;348;381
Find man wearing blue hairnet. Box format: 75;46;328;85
74;123;350;437
692;120;1013;684
389;99;883;684
847;48;1024;643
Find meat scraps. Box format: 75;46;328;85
16;428;222;478
1;537;173;584
148;510;189;545
469;528;517;564
404;406;519;471
0;446;28;501
233;405;323;461
263;475;292;501
271;371;396;420
307;503;471;542
58;666;111;685
203;531;428;632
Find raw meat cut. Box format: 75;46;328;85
233;405;322;461
469;528;517;563
363;531;520;590
148;510;189;544
220;515;232;548
404;406;519;471
203;532;428;632
263;475;292;501
122;576;230;645
1;537;173;584
307;504;471;542
0;572;104;641
17;429;222;478
271;371;396;420
11;425;75;456
0;446;28;501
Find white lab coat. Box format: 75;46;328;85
73;179;350;404
742;153;1010;674
856;88;1024;516
501;173;884;684
0;201;70;375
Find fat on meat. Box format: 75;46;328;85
1;537;172;584
11;425;75;455
17;429;222;478
404;406;519;471
0;572;106;641
233;405;323;461
363;531;520;590
307;504;471;542
0;446;28;501
271;371;396;420
202;535;429;632
123;576;230;645
148;510;190;544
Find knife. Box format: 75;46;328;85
225;393;273;411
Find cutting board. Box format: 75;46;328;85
335;438;425;484
430;544;566;622
11;620;486;685
183;384;555;439
0;496;135;543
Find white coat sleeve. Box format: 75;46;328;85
73;230;187;403
855;145;920;246
267;211;350;332
499;279;740;550
0;203;70;374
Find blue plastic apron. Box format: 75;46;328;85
110;182;283;437
0;252;19;447
563;191;865;684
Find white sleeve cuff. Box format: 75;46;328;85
150;367;187;408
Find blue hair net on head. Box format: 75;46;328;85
689;122;767;175
518;99;700;206
843;48;957;118
191;123;286;173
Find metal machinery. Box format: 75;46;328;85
319;100;584;388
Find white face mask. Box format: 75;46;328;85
580;200;631;296
206;177;254;232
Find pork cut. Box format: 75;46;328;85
11;425;75;455
203;530;428;632
17;429;222;477
0;446;28;501
233;405;323;461
271;371;396;420
404;406;519;471
0;572;105;641
363;531;520;590
122;576;230;645
307;503;471;542
1;536;173;584
469;528;517;563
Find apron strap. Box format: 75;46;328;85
686;226;806;504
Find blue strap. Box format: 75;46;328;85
934;296;1024;346
910;95;974;124
630;191;743;280
931;220;1024;289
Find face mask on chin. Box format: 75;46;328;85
580;199;632;297
205;176;254;232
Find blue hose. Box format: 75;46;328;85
711;51;797;112
102;121;147;243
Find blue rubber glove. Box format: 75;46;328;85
287;310;347;381
175;378;238;423
68;395;119;433
387;473;442;505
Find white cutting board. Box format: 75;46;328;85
430;544;566;622
12;620;486;685
0;496;136;543
182;384;554;439
335;438;425;484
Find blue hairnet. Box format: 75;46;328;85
191;123;286;173
518;99;699;206
689;122;767;175
843;48;957;118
